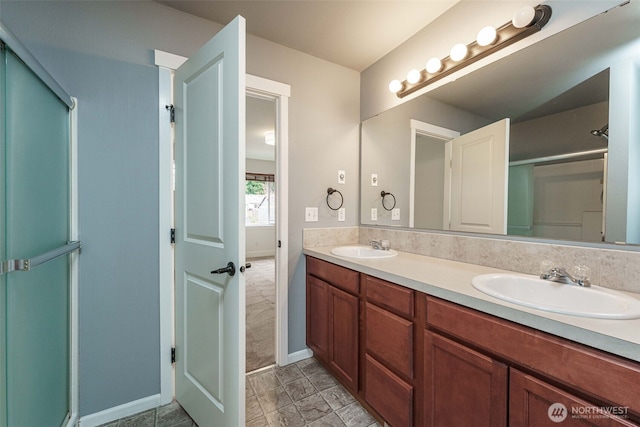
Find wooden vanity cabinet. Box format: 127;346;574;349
306;257;640;426
306;257;359;392
362;275;416;427
424;296;640;426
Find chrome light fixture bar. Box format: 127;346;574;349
391;4;552;98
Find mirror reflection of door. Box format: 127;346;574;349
449;118;510;234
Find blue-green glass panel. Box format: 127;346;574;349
1;44;7;427
4;49;70;427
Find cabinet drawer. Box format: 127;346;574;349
365;354;413;427
307;257;359;295
365;302;414;379
364;275;414;318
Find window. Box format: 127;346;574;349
245;173;275;226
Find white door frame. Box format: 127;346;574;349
408;119;459;229
156;50;290;405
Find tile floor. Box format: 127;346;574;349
246;358;380;427
98;400;195;427
101;358;380;427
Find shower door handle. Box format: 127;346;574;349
0;241;81;275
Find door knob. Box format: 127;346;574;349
211;262;236;277
240;262;251;273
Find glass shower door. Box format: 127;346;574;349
1;45;71;427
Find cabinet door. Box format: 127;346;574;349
329;285;359;392
423;331;507;427
510;369;638;426
306;275;329;362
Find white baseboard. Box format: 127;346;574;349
79;394;161;427
246;250;276;258
287;348;313;365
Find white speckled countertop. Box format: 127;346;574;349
303;245;640;363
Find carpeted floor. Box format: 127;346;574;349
246;256;276;372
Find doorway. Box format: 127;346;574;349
156;52;291;405
245;94;277;372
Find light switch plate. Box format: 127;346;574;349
305;207;318;222
338;207;345;221
371;173;378;186
337;170;346;184
371;208;377;221
392;208;400;220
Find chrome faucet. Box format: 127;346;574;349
540;266;591;287
369;239;390;250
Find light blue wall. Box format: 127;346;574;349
0;0;221;416
1;0;360;416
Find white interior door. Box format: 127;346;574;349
449;118;509;234
173;16;246;427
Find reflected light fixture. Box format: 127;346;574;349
389;3;551;98
264;130;275;145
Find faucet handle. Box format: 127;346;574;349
539;260;555;276
571;265;592;283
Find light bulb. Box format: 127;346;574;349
407;69;421;84
477;26;497;46
512;5;536;28
426;57;443;74
450;43;468;62
388;79;403;93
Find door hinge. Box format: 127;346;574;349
165;104;175;123
170;228;176;244
171;347;176;364
278;240;282;248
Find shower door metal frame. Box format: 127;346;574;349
0;20;79;427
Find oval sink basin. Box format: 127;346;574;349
330;245;397;259
472;274;640;319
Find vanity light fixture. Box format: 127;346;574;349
390;4;552;98
264;130;275;145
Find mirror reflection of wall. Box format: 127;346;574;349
413;134;446;230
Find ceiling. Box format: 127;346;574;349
158;1;459;160
156;0;459;72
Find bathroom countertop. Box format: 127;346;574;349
303;245;640;363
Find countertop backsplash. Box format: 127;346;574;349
302;227;640;294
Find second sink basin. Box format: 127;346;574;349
330;245;397;259
472;273;640;319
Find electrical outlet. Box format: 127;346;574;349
371;208;377;221
392;208;400;220
371;173;378;186
338;207;345;221
337;170;346;184
305;207;318;222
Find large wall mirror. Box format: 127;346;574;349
361;1;640;245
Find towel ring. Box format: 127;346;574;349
326;188;344;211
381;191;396;211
